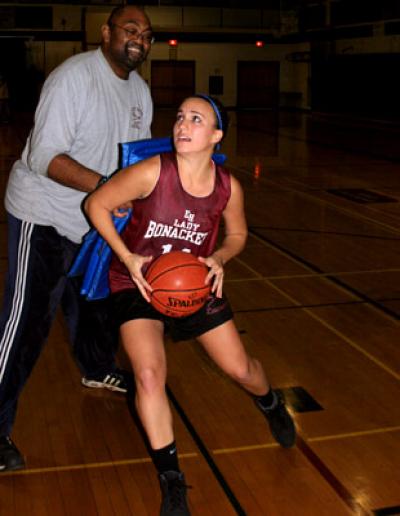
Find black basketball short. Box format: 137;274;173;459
111;289;233;342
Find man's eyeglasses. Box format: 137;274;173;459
110;23;155;45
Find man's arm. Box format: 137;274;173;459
47;154;103;193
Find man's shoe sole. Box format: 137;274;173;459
81;378;127;393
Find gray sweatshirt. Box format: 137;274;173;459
5;48;152;243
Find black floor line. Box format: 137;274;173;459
166;385;247;516
235;298;366;313
296;435;370;515
249;228;400;321
249;225;400;242
234;297;400;314
168;383;367;515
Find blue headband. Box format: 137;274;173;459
195;94;223;132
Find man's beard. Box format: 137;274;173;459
124;42;146;70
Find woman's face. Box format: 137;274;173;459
173;98;223;153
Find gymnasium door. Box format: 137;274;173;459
237;61;280;109
151;61;195;108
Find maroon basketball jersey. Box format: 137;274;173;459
109;152;232;293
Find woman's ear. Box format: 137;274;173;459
212;129;223;145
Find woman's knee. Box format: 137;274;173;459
227;358;254;385
135;366;165;396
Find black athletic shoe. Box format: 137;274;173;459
0;436;25;472
159;470;191;516
81;368;132;393
255;390;296;448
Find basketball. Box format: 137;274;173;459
145;251;211;318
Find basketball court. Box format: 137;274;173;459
0;105;399;515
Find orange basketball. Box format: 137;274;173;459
145;251;211;318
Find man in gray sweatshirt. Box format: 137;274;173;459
0;4;153;471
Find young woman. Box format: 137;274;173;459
85;95;295;516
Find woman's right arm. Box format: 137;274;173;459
84;155;160;299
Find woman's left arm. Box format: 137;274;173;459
199;175;248;297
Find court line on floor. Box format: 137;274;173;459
280;175;400;227
296;434;371;516
245;228;400;324
248;225;400;241
212;425;400;455
234;299;376;314
213;442;279;454
265;277;400;381
233;165;400;236
0;452;197;477
166;385;247;516
233;251;400;381
166;330;392;516
308;425;400;442
225;267;400;281
5;425;398;477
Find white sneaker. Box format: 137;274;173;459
81;370;129;393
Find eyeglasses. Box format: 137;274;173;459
110;23;155;45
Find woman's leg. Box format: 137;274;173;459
197;319;269;395
120;318;172;449
121;318;190;514
197;319;296;448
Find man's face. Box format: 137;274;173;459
102;7;153;79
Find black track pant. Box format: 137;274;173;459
0;213;118;436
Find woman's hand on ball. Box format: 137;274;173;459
199;254;224;298
121;252;153;301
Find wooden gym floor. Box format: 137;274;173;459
0;108;400;515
